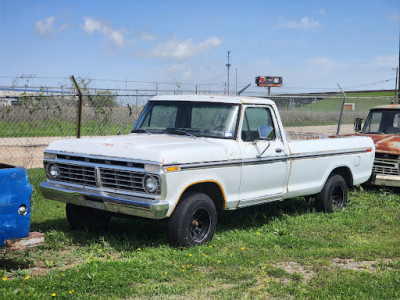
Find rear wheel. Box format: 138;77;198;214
316;174;347;213
66;203;111;230
168;193;217;247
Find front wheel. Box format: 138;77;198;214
168;193;217;247
316;174;347;213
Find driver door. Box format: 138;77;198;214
238;106;288;207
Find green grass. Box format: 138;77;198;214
0;119;132;137
1;169;399;299
297;96;392;113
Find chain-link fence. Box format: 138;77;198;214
0;84;397;182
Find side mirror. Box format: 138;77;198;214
354;118;363;133
258;126;273;139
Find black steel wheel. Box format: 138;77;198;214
316;174;348;213
190;208;212;243
168;192;217;247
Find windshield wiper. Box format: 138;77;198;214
131;128;152;135
166;128;197;139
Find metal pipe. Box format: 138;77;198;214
71;75;83;138
237;83;251;95
336;83;347;135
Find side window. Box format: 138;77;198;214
393;113;400;128
242;107;276;141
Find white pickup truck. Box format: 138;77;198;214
40;95;375;247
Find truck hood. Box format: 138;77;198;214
46;134;232;165
358;133;400;155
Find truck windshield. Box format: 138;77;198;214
132;101;240;139
362;109;400;134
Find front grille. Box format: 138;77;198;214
100;168;158;193
45;162;160;194
373;159;399;175
56;163;97;187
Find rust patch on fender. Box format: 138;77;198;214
358;134;400;155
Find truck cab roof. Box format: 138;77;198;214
151;95;276;106
371;104;400;110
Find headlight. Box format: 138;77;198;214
18;205;28;216
143;175;158;194
46;163;60;180
44;152;57;159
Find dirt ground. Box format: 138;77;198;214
0;124;355;169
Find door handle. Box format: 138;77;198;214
275;148;283;153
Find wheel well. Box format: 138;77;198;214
330;167;353;187
181;182;225;210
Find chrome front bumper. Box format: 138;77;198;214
372;174;400;187
40;181;170;219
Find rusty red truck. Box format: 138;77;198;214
355;104;400;187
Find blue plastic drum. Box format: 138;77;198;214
0;164;32;246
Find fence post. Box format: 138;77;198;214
71;76;83;138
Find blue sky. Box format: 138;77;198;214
0;0;399;94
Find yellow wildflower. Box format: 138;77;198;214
189;253;192;257
240;247;245;251
217;260;221;263
52;293;56;297
2;277;6;281
137;248;141;251
164;272;168;275
24;275;30;280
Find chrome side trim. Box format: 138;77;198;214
40;182;169;219
289;148;371;160
237;193;283;208
167;148;370;171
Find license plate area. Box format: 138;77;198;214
84;196;105;210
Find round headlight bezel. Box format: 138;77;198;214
46;163;60;180
142;175;158;194
18;205;28;216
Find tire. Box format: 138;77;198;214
316;174;347;213
66;203;111;230
168;192;217;247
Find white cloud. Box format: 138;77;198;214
145;36;222;59
140;31;156;41
318;9;326;16
307;57;349;69
58;23;71;32
81;17;125;47
278;17;321;31
35;17;55;36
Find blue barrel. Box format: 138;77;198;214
0;165;32;246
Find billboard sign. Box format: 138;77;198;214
255;76;283;87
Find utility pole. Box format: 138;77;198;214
398;27;400;101
235;66;238;95
226;51;231;95
393;67;398;98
